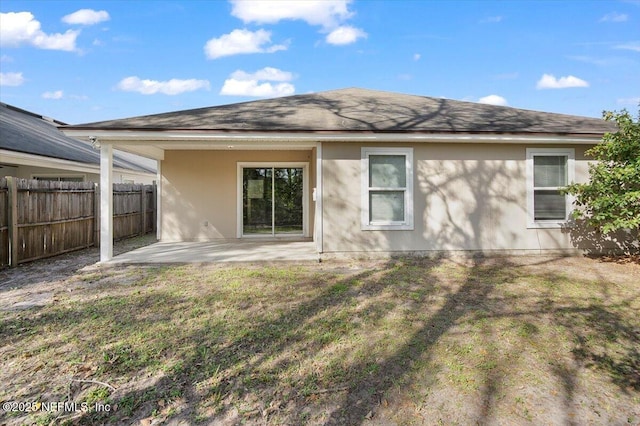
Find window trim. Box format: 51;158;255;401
361;147;414;231
526;148;575;229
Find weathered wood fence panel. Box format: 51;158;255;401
114;183;146;241
0;178;156;268
0;178;8;267
16;179;95;264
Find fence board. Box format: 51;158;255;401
0;178;156;268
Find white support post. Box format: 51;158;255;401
100;143;113;262
315;142;323;253
156;159;162;241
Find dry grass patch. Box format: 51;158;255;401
0;256;638;425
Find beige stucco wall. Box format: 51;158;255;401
161;150;315;241
321;142;595;254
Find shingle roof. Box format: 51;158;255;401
65;88;616;135
1;103;155;173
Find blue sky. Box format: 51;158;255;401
1;0;639;124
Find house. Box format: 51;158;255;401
0;102;156;184
60;88;622;262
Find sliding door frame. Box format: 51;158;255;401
236;162;309;238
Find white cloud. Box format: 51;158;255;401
614;41;640;52
599;12;628;22
0;54;13;62
230;0;366;46
326;25;367;45
220;66;295;97
478;95;508;106
220;80;295;97
116;76;211;95
230;0;352;28
617;97;640;105
0;12;79;51
62;9;110;26
0;71;25;86
413;53;421;61
536;73;589;89
204;28;287;59
42;90;64;99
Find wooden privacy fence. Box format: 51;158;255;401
0;177;156;268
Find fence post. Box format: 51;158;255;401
94;183;100;246
141;184;147;235
7;176;18;267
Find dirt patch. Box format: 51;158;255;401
0;235;157;311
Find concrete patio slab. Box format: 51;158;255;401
107;240;319;264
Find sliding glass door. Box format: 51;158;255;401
274;167;304;234
243;167;273;234
242;166;304;236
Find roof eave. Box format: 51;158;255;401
0;149;155;176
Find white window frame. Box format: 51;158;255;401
361;147;414;231
526;148;575;229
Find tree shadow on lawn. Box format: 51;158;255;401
1;264;387;424
472;266;639;426
322;258;639;425
532;269;640;393
561;303;640;392
321;257;495;424
3;260;451;424
1;258;638;425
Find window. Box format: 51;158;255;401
361;147;413;230
526;148;574;228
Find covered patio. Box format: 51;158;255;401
107;239;319;264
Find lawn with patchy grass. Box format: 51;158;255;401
1;256;639;425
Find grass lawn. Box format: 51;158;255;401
1;256;639;425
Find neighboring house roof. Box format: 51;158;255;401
1;102;156;173
64;88;616;136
